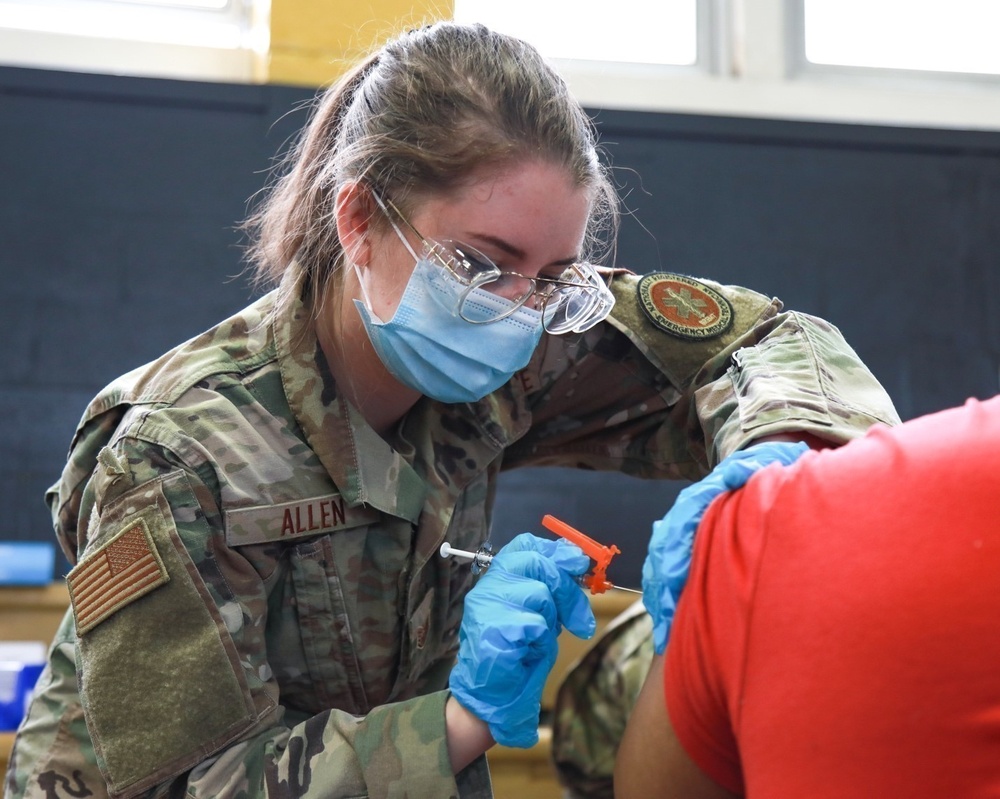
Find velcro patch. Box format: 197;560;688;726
68;518;169;635
637;272;734;340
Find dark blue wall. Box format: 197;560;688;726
2;66;998;586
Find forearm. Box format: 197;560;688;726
697;310;900;463
13;634;473;799
445;695;495;773
181;692;469;798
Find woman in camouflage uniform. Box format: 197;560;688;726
5;21;898;799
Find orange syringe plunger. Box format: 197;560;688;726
541;514;622;595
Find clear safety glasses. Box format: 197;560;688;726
371;191;615;334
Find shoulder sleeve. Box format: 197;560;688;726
662;478;778;796
46;402;130;565
606;271;900;464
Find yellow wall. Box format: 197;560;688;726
267;0;454;87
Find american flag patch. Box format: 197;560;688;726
68;518;169;635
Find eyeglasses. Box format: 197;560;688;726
370;191;615;334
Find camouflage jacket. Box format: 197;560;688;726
4;271;898;798
551;602;654;799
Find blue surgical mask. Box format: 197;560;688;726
354;257;544;403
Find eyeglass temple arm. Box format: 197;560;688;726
368;189;424;264
526;271;606;291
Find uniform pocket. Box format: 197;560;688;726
727;331;834;435
289;535;368;714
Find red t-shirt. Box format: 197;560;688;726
665;395;1000;797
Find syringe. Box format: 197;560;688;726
440;515;640;595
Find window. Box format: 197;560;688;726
0;0;256;48
453;0;701;68
799;0;1000;77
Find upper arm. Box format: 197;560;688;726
614;654;738;799
68;456;264;795
616;479;776;799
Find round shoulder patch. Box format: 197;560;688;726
637;272;734;340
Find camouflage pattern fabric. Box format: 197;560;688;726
551;601;653;799
3;270;898;798
545;275;903;799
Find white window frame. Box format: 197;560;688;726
556;0;1000;132
0;0;267;83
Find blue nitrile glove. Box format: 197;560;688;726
449;532;597;748
643;440;810;655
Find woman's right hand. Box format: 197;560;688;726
447;533;596;750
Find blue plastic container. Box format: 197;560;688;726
0;662;45;731
0;542;56;585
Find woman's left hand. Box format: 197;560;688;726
642;440;810;654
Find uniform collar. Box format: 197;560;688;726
273;291;424;522
272;289;533;524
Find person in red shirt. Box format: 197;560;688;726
617;395;1000;798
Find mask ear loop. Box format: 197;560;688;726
370;190;423;262
350;189;424;321
350;259;377;320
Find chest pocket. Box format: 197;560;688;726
284;534;369;715
226;493;391;715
